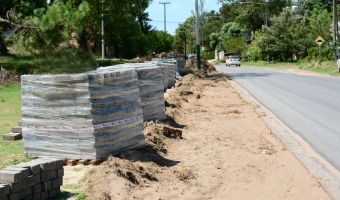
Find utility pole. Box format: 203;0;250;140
101;0;105;60
333;0;338;44
159;2;170;32
195;0;201;70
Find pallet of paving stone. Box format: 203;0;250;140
98;64;167;122
157;62;176;89
21;69;146;160
145;61;176;90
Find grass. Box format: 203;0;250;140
298;61;340;76
242;61;300;68
0;83;31;168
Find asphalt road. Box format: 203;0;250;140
215;65;340;172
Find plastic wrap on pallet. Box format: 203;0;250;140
175;58;186;75
155;62;176;89
144;61;167;91
21;69;146;160
151;57;186;75
98;64;166;121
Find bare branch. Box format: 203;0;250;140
0;17;37;29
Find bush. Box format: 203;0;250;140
305;46;335;62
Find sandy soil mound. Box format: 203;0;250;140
81;72;330;200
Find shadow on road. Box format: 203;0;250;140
225;72;271;80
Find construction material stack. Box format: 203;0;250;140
21;69;146;160
0;158;64;200
98;64;166;122
166;58;186;75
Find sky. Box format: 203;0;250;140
146;0;222;35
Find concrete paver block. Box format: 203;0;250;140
2;132;22;141
3;167;29;180
11;126;22;134
0;183;10;194
8;180;26;193
32;183;42;194
0;170;23;183
15;161;41;175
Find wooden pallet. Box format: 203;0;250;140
63;159;103;166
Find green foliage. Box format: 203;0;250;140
309;8;332;41
297;0;332;13
174;16;197;54
304;46;335;62
243;31;264;61
209;21;245;52
298;61;340;76
219;1;292;32
0;55;40;74
37;49;97;74
260;8;315;61
84;0;155;58
147;31;174;54
3;0;162;60
76;192;87;200
223;37;247;55
7;2;90;55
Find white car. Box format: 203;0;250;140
226;55;241;67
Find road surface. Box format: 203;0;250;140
216;65;340;172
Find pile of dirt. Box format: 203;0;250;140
185;56;216;77
144;121;183;153
132;51;185;63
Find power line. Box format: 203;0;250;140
159;2;170;31
150;20;182;24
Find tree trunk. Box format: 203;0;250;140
0;37;8;56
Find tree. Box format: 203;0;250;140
0;0;47;55
223;37;247;55
6;2;89;55
297;0;332;13
309;8;332;40
174;16;197;54
200;11;224;52
261;8;314;61
209;22;245;52
147;30;174;54
218;0;292;32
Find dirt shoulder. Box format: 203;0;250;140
65;72;330;200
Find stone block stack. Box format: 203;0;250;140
2;122;23;141
0;158;64;200
165;58;186;75
157;62;176;89
21;69;146;160
98;64;167;122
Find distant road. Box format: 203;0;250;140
215;65;340;171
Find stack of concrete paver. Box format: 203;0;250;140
21;69;146;160
145;61;168;91
166;58;186;75
145;61;176;90
0;158;64;200
135;66;167;121
98;64;167;122
2;122;22;141
162;63;176;89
